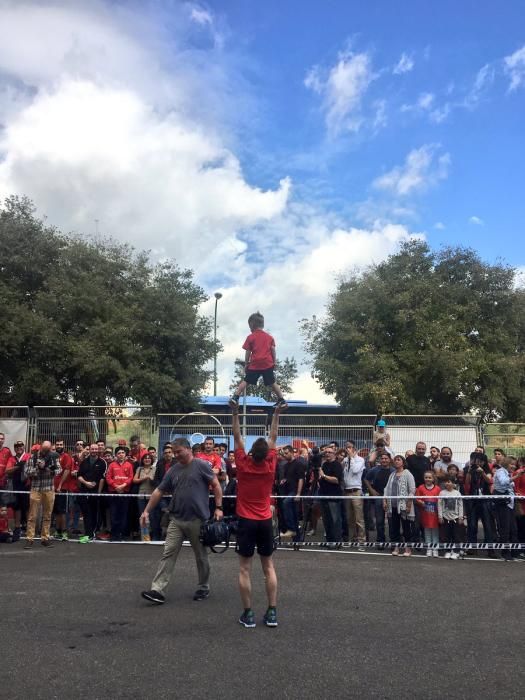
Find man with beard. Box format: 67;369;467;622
24;441;61;549
53;438;74;541
433;447;462;488
77;444;106;542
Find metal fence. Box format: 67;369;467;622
0;405;519;461
158;412;268;451
383;415;482;465
482;423;525;458
31;406;154;451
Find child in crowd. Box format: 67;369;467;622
415;471;441;557
373;420;391;447
438;476;464;560
0;506;13;543
229;312;287;409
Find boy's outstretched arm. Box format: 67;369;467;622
232;407;244;452
268;406;282;450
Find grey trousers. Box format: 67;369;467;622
151;516;210;594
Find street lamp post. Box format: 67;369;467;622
213;292;222;396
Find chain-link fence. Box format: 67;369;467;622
31;406;154;451
482;423;525;458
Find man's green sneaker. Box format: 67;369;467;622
263;607;278;627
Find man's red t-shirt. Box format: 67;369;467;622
242;329;275;371
54;452;74;491
0;516;9;533
415;484;441;529
234;448;277;520
195;452;222;474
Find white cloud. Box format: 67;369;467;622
417;92;434;110
305;50;376;135
372;144;450;196
434;221;445;230
0;2;425;403
504;45;525;91
468;215;484;226
515;266;525;290
205;221;419;398
190;6;213;26
393;52;414;75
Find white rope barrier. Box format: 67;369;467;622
1;488;523;500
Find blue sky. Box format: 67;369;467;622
210;0;525;262
0;1;523;400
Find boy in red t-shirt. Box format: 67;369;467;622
0;506;13;543
229;312;287;409
415;471;441;557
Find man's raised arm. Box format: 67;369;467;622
268;405;282;450
232;408;244;452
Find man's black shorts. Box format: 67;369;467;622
244;368;275;386
235;517;274;557
53;493;68;515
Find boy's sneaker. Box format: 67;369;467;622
78;535;90;544
273;398;288;410
444;551;452;559
238;610;256;628
141;590;166;605
228;395;240;408
450;552;460;560
263;607;278;627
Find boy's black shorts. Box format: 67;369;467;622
235;516;274;557
244;368;275;386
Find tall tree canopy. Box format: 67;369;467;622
0;196;216;411
229;356;298;401
302;240;525;420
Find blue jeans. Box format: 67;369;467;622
282;496;299;534
321;500;342;542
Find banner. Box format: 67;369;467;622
0;420;29;450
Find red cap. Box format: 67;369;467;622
31;444;41;452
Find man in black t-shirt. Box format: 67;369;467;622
364;452;394;546
318;446;344;545
406;442;431;487
279;446;306;538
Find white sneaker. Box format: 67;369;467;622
306;529;315;536
450;552;460;560
432;550;440;557
426;550;432;557
445;552;452;559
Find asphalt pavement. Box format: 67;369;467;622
1;541;522;699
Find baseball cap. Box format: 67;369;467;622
14;440;25;447
377;420;386;427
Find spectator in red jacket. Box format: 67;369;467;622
106;447;134;541
53;438;74;541
4;441;30;541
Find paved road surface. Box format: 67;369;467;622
1;542;522;699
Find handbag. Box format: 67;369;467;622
199;518;231;553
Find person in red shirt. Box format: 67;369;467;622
106;447;134;541
229;312;287;409
0;505;12;543
53;438;74;541
0;432;13;486
232;403;283;629
415;471;441;557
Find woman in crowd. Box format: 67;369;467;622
384;455;416;557
133;452;158;540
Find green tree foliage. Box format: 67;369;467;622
302;240;525;420
229;356;298;401
0;196;216;411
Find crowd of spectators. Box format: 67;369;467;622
1;428;524;560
